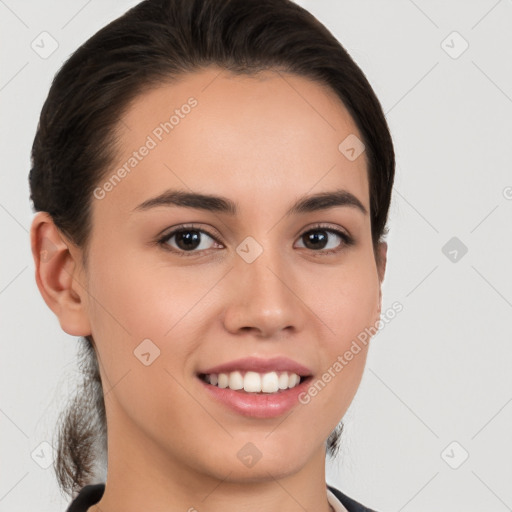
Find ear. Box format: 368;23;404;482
30;211;92;337
375;241;388;316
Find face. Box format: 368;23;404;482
45;67;386;486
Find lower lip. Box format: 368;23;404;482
198;376;312;419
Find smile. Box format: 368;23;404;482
199;370;303;393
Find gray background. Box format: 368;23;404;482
1;0;511;510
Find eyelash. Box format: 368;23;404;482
157;223;354;258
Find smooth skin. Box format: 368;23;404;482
31;67;387;512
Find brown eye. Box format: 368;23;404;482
158;226;221;256
302;230;329;250
296;226;353;254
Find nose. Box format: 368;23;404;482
221;242;307;338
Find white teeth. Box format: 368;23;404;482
218;373;229;388
278;372;289;389
244;371;262;392
288;373;300;388
229;371;244;390
261;371;279;393
204;371;303;393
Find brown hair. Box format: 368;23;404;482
29;0;395;498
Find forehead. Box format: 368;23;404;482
95;67;369;219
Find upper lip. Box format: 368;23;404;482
199;356;312;377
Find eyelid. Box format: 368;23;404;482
300;222;353;241
158;223;221;241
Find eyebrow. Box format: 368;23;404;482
132;188;367;217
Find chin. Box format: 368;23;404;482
213;458;306;484
203;437;313;482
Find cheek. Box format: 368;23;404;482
297;264;379;431
87;248;198;340
307;258;381;348
84;252;201;423
85;249;217;399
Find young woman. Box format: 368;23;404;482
29;0;394;510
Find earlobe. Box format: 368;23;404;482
30;212;92;337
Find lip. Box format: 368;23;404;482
197;356;313;419
198;375;312;419
198;356;312;377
